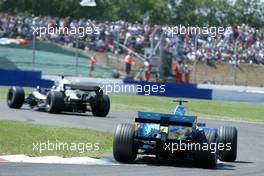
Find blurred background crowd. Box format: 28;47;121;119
1;13;264;65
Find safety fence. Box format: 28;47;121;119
0;41;113;77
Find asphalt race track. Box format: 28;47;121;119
0;101;264;176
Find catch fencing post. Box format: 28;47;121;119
75;33;79;76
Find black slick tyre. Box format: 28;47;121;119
218;126;237;162
113;123;138;163
7;87;25;109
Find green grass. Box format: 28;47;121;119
109;94;264;123
0;86;31;100
0;120;113;157
0;86;9;99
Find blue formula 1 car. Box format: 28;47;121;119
113;100;237;168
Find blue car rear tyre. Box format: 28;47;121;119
218;126;237;162
194;130;217;168
113;123;138;163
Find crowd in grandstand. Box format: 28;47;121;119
0;13;264;65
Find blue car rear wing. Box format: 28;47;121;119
136;111;197;127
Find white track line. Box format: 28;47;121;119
0;155;118;165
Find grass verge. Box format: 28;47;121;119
0;86;31;100
0;86;263;122
0;120;113;157
109;94;264;123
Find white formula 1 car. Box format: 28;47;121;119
7;77;110;117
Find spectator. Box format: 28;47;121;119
0;13;263;67
184;64;192;83
125;52;133;75
89;54;97;77
143;59;152;81
174;61;185;83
